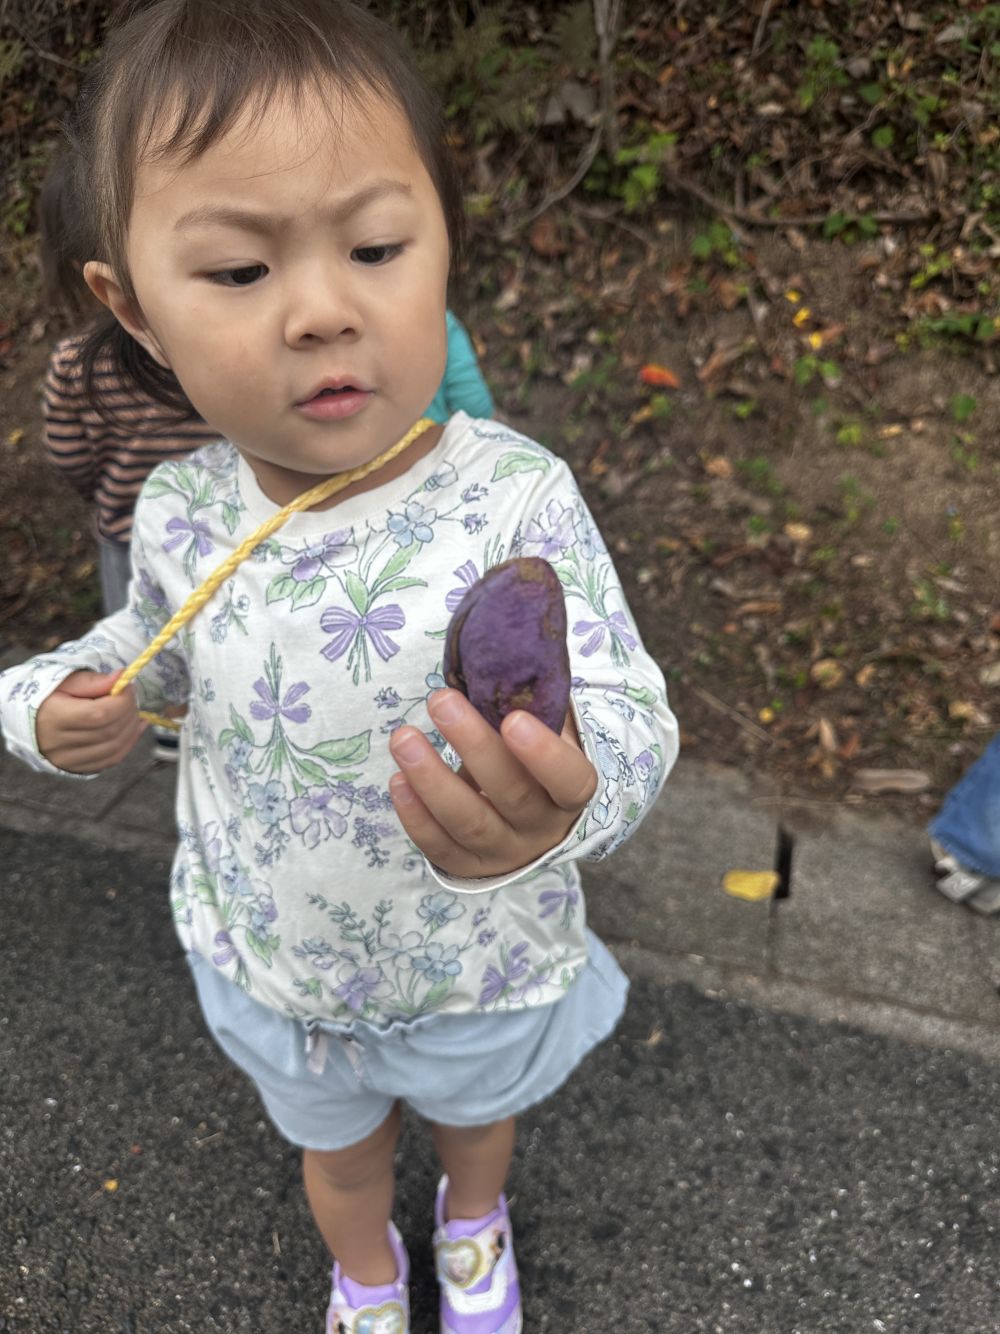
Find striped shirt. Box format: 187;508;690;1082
42;333;222;546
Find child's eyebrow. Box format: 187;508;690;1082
172;180;413;235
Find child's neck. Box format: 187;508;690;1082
248;422;446;511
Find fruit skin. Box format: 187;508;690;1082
443;557;571;734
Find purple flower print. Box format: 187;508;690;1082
477;928;497;947
375;687;401;710
249;676;312;724
412;942;462;986
163;515;213;556
572;611;638;657
538;885;580;919
212;930;237;966
137;567;167;608
249;780;290;825
462;483;488;504
522;501;576;560
463;513;487;535
479;941;530;1005
250;895;278;939
387;499;437;547
334;965;389;1012
320;604;405;663
634;749;656;780
446;561;480;613
284;530;357;582
290;787;350;848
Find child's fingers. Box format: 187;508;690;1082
57;668;126;699
388;774;476;872
499;710;597;814
389;725;510;852
426;690;554;830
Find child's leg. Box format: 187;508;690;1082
430;1115;516;1218
302;1102;402;1284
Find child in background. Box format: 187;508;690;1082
929;733;1000;915
1;5;678;1333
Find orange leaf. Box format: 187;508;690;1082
639;363;680;389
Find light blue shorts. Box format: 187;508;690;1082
187;930;628;1151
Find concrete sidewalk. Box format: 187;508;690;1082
3;727;998;1061
3;730;1000;1332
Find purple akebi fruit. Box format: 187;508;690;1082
442;556;571;734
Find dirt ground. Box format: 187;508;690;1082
2;220;998;820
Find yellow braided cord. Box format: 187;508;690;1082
113;418;434;728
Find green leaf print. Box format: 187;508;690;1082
307;731;372;767
492;452;550;481
266;574;298;604
230;704;254;744
290;577;325;611
625;685;658;707
345;570;369;614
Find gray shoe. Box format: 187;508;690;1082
930;839;1000;915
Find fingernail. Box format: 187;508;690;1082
503;710;537;743
390;775;416;804
429;690;463;726
391;729;423;764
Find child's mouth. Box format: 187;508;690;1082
298;383;373;420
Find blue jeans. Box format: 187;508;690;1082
929;733;1000;877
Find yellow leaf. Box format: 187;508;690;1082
783;521;812;543
784;289;802;303
103;1179;119;1192
806;331;823;350
810;658;845;689
758;706;775;724
722;869;780;902
793;307;812;327
6;428;24;446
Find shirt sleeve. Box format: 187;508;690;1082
41;343;98;502
426;445;678;894
0;485;191;777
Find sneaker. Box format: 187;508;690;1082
433;1175;522;1334
326;1222;409;1334
930;839;1000;915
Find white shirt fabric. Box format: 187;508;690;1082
0;414;678;1027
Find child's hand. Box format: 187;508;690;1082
35;669;148;774
388;688;597;879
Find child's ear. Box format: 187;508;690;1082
83;261;170;368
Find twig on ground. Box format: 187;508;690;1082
688;683;775;745
751;0;777;59
510;123;604;233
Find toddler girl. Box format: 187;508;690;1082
0;3;678;1331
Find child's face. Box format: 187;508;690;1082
99;87;450;505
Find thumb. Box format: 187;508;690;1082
57;668;127;700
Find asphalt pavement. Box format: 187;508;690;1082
2;725;1000;1333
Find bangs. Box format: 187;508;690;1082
79;0;464;297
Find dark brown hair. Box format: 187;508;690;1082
38;149;95;321
73;0;465;417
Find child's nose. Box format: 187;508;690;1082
283;267;362;346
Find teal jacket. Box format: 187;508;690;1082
425;310;494;423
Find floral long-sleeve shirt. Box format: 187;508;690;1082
1;414;678;1028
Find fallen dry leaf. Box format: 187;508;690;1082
810;658;845;689
851;768;931;794
722;869;780;902
639;363;681;389
704;455;734;479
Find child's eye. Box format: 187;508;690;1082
352;244;403;266
208;264;268;287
